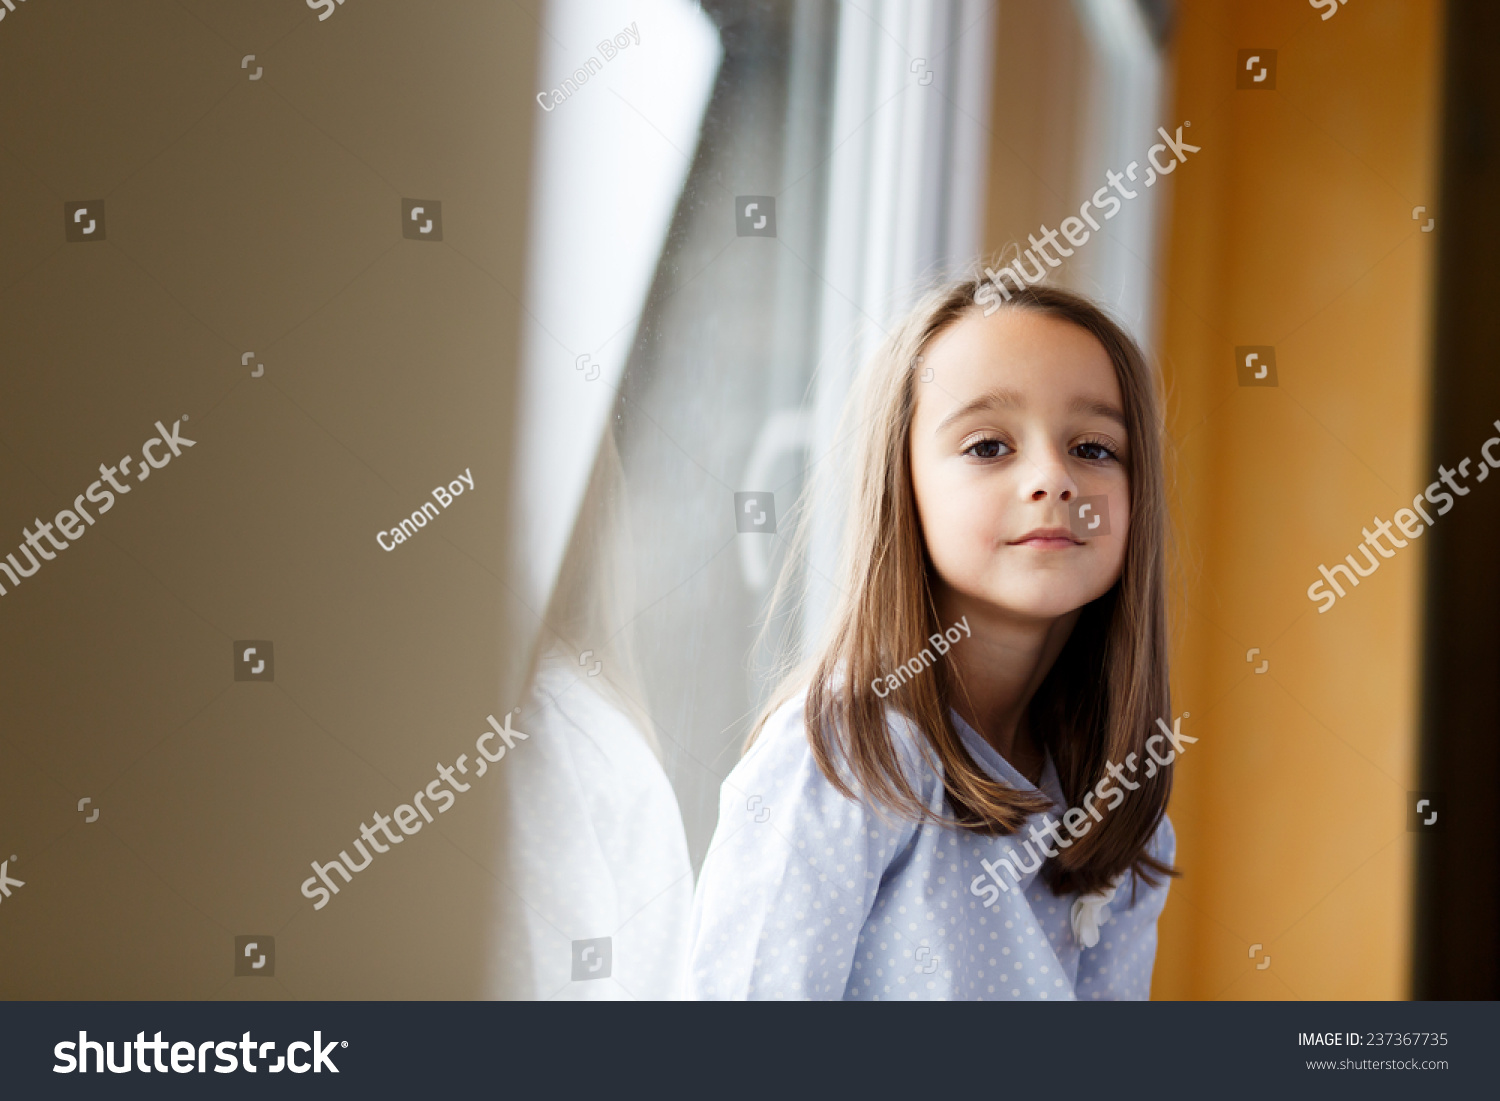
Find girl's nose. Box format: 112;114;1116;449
1025;450;1078;502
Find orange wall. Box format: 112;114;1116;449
1152;0;1444;999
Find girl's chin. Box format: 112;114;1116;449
976;591;1094;621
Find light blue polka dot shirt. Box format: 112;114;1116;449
684;691;1175;1000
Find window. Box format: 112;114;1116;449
495;0;1170;998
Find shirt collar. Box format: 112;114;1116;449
949;707;1064;809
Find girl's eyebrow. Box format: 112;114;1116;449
934;387;1023;433
933;388;1127;433
1069;396;1128;429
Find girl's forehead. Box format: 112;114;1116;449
920;310;1122;409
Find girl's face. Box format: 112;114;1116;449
909;307;1130;622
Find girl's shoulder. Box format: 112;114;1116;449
735;684;943;810
1147;809;1176;867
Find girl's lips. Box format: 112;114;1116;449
1002;528;1086;549
1010;536;1080;549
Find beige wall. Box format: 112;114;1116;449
1151;0;1444;999
0;0;538;998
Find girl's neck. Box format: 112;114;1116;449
937;592;1080;785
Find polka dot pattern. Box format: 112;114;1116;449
683;694;1175;1000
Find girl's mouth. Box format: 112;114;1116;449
1008;526;1083;548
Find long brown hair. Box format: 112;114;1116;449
750;271;1176;897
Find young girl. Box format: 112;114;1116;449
684;275;1178;1000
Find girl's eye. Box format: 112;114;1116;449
1073;439;1119;463
963;437;1010;460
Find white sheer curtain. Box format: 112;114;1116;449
803;0;998;649
487;0;719;1000
1068;0;1167;349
